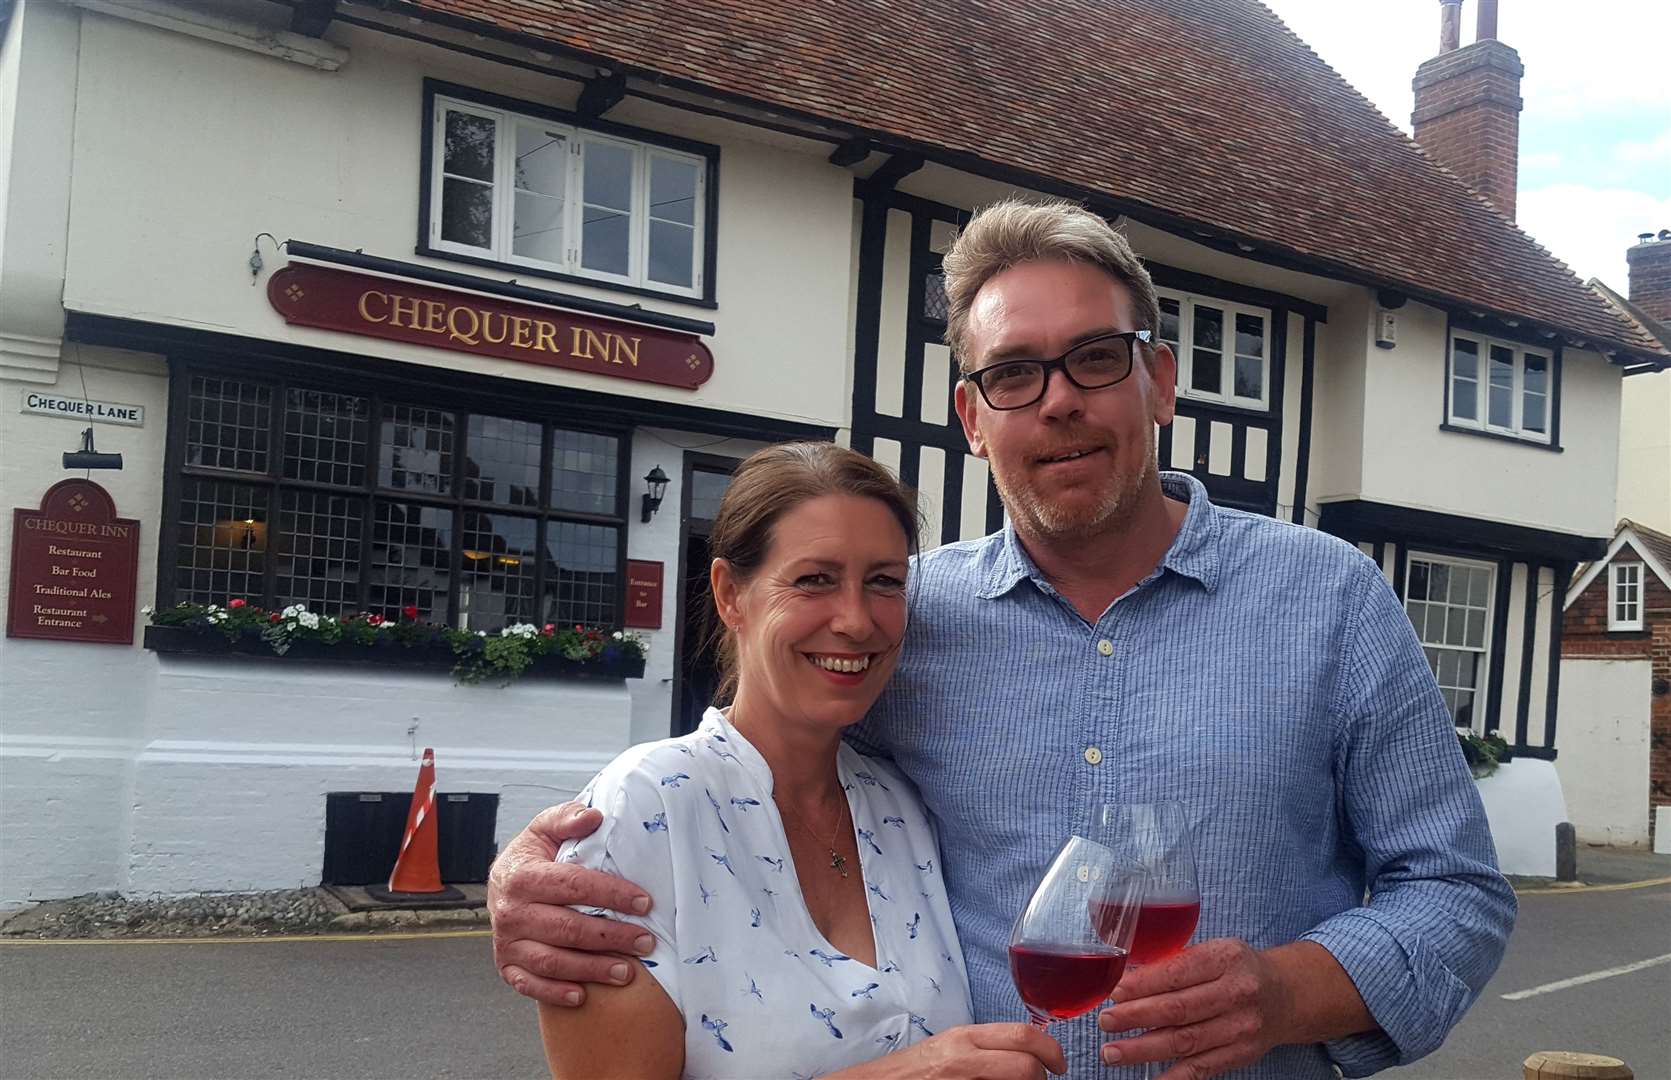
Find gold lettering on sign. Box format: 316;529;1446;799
357;291;390;323
614;336;642;367
421;300;447;334
481;311;509;344
510;317;534;350
533;320;560;354
389;294;422;329
447;305;481;345
571;327;609;363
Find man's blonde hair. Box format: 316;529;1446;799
942;198;1161;372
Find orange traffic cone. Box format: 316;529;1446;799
387;747;444;893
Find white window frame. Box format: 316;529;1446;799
1447;332;1553;444
1156;288;1272;411
1609;562;1644;631
427;94;707;300
1404;552;1497;734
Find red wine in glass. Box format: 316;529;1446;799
1009;835;1145;1030
1092;896;1202;964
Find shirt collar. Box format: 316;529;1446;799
976;470;1221;600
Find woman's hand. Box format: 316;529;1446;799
828;1023;1067;1079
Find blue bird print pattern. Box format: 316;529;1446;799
700;1014;734;1053
551;708;971;1078
909;1014;934;1038
810;1004;844;1039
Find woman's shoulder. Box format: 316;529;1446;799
579;732;711;810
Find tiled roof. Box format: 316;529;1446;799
1623;520;1671;588
397;0;1664;358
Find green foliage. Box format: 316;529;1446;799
144;601;645;686
1458;730;1510;779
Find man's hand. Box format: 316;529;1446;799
1097;940;1374;1080
488;803;657;1007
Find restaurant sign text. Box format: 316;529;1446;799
268;264;714;389
8;479;140;645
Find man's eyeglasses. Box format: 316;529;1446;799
961;330;1153;411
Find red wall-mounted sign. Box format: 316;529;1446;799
268;264;715;390
8;479;140;645
625;560;664;629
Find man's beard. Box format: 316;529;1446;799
989;429;1157;542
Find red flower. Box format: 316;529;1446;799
543;623;555;636
574;624;583;632
228;598;247;609
368;613;385;626
269;612;281;623
403;605;420;620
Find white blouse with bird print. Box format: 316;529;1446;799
557;707;973;1080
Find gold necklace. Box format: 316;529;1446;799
776;792;852;878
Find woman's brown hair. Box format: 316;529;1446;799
704;442;920;704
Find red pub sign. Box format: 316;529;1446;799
268;264;715;389
8;479;141;645
625;560;664;629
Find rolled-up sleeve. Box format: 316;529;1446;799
1302;560;1516;1076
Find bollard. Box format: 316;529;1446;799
1554;822;1577;882
1524;1050;1632;1078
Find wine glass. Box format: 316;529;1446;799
1008;835;1146;1031
1094;802;1201;1077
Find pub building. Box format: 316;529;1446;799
1;0;1665;904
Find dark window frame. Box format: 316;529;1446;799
418;78;721;309
158;357;631;632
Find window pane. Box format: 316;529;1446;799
283;389;367;487
1408;560;1430;601
1523;391;1546;434
649;155;697;226
1234;354;1262;399
1524;353;1547;394
188;376;271;473
1453;690;1474;728
369;501;452;623
551;429;620;515
582;140;633;212
465;414;542;507
176;480;269;606
1451;339;1478;422
923;270;948;323
688;468;733;521
582;209;630;276
648;219;694;287
545;521;619;628
1159;298;1181;345
443;110;496;182
513;192;565;263
276;490;362;617
1191;350;1222;394
1467;566;1490;606
1466;608;1486;648
1438;649;1458;687
441;177;494;249
514;124;566;197
458;512;539;632
380;404;455;495
1488;346;1515;427
1446;606;1466;646
1193;305;1224;351
1452;338;1479;378
1429;562;1449;602
1406;600;1429;641
1452;374;1477;422
1234;313;1264;358
1458;651;1477;687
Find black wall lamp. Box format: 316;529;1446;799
641;465;670;522
63;427;123;470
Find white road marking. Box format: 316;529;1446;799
1501;952;1671;1001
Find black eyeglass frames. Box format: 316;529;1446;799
961;330;1154;411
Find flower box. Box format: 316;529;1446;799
143;624;646;682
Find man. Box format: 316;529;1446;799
488;199;1514;1078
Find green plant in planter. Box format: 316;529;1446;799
144;601;645;685
1458;730;1509;779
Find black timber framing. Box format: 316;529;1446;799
1291;318;1317;524
1317;500;1608;564
290;0;337;36
1544;562;1574;753
1516;561;1541;748
1484;556;1514;737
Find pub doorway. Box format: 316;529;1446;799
670;453;740;735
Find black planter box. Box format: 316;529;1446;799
143;624;645;681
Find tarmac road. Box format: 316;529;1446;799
3;879;1667;1079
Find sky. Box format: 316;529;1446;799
1259;0;1671;293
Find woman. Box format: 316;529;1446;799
539;443;1063;1079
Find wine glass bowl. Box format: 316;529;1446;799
1008;836;1146;1029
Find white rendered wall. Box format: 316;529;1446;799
1474;758;1568;877
60;12;855;432
1617;368;1671;535
1554;659;1652;847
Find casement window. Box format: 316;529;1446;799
167;370;627;632
1156;291;1271;410
425;91;712;301
1448;333;1553;443
1609;562;1644;631
1404;554;1495;731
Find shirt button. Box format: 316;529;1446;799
1096;639;1114;657
1084;746;1103;765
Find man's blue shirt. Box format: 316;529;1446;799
854;471;1515;1078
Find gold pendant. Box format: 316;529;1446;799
830;850;849;877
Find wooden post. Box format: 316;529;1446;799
1524;1051;1633;1078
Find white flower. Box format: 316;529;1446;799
209;611;228;623
141;605;153;617
282;605;300;619
298;611;320;630
477;630;487;637
612;631;623;640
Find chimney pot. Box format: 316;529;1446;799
1477;0;1499;41
1440;0;1462;53
1626;230;1671;323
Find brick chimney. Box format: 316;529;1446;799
1412;0;1524;219
1627;230;1671;325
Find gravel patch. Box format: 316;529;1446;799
0;888;482;939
